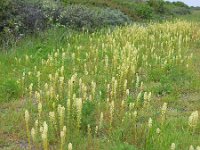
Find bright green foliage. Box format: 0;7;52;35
135;3;154;19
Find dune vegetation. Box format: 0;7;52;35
1;19;200;149
0;1;200;150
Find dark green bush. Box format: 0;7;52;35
134;3;154;19
163;1;191;16
0;0;11;26
0;1;131;48
172;1;189;8
97;8;131;26
59;5;131;30
171;7;191;15
147;0;191;17
18;2;48;33
0;0;50;48
0;0;191;49
148;0;166;14
0;0;19;48
60;5;99;29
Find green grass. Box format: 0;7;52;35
0;18;200;149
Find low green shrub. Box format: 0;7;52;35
134;3;154;19
162;1;191;16
59;5;131;30
172;1;190;8
0;1;131;48
171;7;191;15
147;0;166;14
0;0;50;48
0;0;192;49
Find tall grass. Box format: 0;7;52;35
3;20;200;149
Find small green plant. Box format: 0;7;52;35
0;79;21;103
81;101;96;131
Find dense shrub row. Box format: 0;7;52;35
66;0;191;20
59;5;130;29
0;0;131;48
0;0;192;48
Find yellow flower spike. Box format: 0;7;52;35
189;145;194;150
148;118;153;129
170;143;176;150
68;143;72;150
25;110;31;149
188;111;199;130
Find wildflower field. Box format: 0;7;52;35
0;19;200;149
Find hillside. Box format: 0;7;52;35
0;1;200;150
0;0;191;50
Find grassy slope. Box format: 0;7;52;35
0;11;200;149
